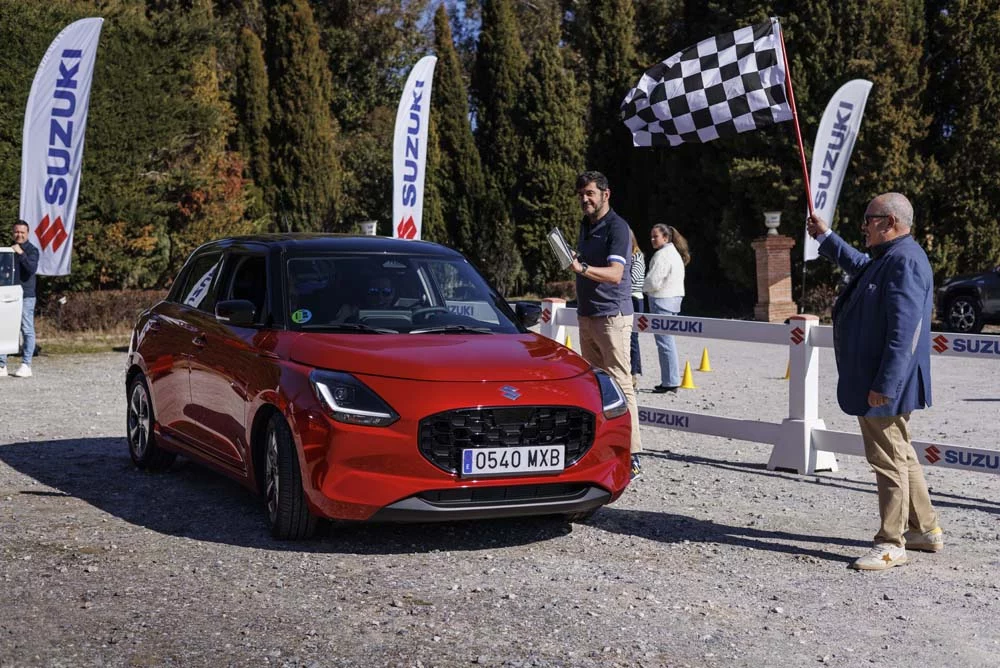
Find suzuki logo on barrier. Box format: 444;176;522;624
36;214;68;252
500;385;521;401
540;308;551;324
396;216;417;239
925;445;941;464
932;335;949;354
790;327;804;345
637;315;649;331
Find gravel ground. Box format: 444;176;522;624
2;334;999;667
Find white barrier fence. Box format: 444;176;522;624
539;298;1000;476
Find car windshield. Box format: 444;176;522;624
285;253;522;334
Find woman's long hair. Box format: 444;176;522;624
630;229;640;256
652;224;691;266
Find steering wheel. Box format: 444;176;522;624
410;306;450;325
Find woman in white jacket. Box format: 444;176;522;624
644;224;691;392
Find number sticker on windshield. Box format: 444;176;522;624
292;309;312;324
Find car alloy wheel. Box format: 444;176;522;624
947;296;982;333
263;413;317;539
126;375;175;470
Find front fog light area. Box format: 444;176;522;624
310;370;399;427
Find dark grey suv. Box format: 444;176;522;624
936;265;1000;333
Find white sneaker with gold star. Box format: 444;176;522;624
851;543;907;571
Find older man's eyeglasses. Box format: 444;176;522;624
368;286;394;296
863;214;890;226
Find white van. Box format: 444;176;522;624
1;247;23;354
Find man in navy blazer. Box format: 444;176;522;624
807;193;942;571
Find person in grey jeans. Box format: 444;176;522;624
644;224;690;393
0;220;39;379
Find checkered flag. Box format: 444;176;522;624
621;18;792;147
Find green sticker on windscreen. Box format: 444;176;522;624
292;309;312;324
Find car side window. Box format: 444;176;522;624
0;252;14;286
225;255;268;324
177;252;223;312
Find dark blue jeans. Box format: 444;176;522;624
630;295;645;375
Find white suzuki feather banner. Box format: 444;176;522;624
20;17;104;276
804;79;872;261
392;55;436;240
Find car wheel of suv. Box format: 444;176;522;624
946;295;984;333
127;374;176;470
264;414;317;539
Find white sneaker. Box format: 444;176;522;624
851;543;907;571
12;364;32;378
904;527;944;552
0;366;7;377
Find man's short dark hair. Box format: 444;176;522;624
13;220;28;230
576;171;609;192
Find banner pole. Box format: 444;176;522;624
776;19;813;217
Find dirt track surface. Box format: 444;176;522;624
2;337;999;667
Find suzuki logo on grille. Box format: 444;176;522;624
925;445;941;464
932;335;949;354
500;385;521;401
637;315;649;331
540;308;551;323
790;327;804;345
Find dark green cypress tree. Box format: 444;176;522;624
233;26;270;190
516;9;587;292
473;0;528;203
264;0;341;232
427;3;485;256
923;0;1000;276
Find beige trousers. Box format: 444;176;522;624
577;314;641;453
858;414;938;547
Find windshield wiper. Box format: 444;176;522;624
409;325;494;334
300;323;398;334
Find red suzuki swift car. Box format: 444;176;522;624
126;235;632;538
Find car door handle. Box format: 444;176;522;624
192;334;207;347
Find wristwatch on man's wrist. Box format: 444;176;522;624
578;261;589;276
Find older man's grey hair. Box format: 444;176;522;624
880;192;914;230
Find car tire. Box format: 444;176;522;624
126;374;176;470
945;295;984;333
264;414;317;540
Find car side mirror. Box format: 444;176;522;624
216;299;257;326
515;301;542;328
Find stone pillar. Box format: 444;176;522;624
751;234;798;322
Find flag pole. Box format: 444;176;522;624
776;19;813;217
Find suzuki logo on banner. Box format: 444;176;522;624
35;214;68;252
932;335;949;354
637;315;649;331
925;445;941;464
790;327;804;345
396;216;417;240
540;308;551;324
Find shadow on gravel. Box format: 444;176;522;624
647;449;1000;516
592;507;863;564
0;437;573;553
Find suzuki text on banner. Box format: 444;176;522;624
20;17;104;276
392;55;437;240
803;79;872;261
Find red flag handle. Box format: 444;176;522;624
777;20;813;217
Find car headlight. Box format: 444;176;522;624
310;370;399;427
594;369;628;419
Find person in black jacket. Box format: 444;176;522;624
1;221;39;378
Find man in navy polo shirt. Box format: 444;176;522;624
569;171;642;478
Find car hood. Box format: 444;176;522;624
287;333;592;382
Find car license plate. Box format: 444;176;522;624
461;445;565;477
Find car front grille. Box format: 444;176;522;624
417;483;591;506
418;406;596;474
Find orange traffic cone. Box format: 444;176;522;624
680;361;696;389
698;347;712;372
565;333;573;350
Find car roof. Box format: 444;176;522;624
194;234;465;258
